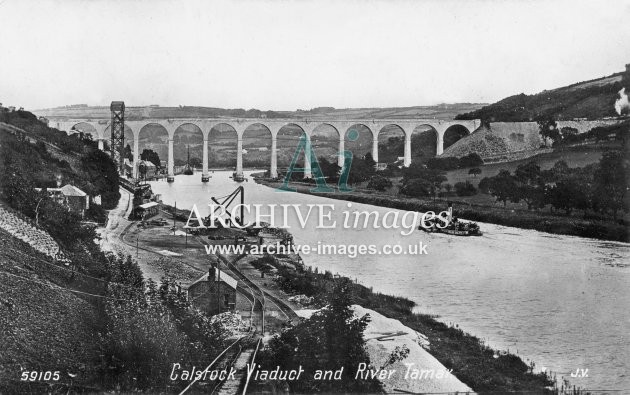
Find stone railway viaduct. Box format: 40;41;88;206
49;118;480;181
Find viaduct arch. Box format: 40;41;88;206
50;118;480;181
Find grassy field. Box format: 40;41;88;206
330;143;617;212
257;173;628;242
445;142;617;188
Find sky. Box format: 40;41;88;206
0;0;628;111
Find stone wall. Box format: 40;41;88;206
556;119;622;134
188;279;238;316
441;122;542;159
441;119;624;161
0;206;68;263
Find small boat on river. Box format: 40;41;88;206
183;145;194;175
232;172;246;182
420;203;483;236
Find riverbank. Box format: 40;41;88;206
156;196;576;393
256;178;628;242
250;253;557;393
295;305;473;393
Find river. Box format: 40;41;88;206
150;171;630;391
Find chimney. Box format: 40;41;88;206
209;265;216;281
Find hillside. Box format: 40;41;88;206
456;67;630;122
0;112;121;392
35;103;487;121
0;227;103;393
0;110;120;212
444;141;624;188
1;110;233;393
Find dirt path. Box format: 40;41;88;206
98;190;300;334
97;188;132;255
97;189;190;283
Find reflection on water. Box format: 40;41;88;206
150;172;630;390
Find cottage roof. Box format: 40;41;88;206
138;202;159;209
60;185;87;197
190;269;238;290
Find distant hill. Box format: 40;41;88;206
35;103;487;121
456;66;630;122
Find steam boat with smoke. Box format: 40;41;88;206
420;203;483;236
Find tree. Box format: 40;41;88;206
478;177;491;193
400;164;447;198
444;183;453;195
459;153;484;168
454;181;477;196
545;179;589;215
102;290;191;391
140;149;161;168
514;162;545;210
366;175;393;191
347;155;375;185
363;152;376;168
537;116;560;146
189;157;202;168
592;151;628;219
486;170;518;206
560;127;579;144
81;148;120;209
0;162;38;215
399;178;433;197
105;254;144;289
259;279;381;393
550;160;570;179
514;162;542;185
469;167;482;177
426;156;460;171
38;198;93;250
123;144;133;161
402;163;441;183
318;156;341;183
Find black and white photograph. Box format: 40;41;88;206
0;0;628;394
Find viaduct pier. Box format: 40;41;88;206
49;118;480;182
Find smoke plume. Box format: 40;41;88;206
614;87;629;116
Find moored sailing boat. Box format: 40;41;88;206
183;145;194;175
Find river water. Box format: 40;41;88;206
150;171;630;391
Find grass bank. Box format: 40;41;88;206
251;257;557;393
256;179;628;242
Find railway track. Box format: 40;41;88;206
193;248;299;395
178;336;247;395
209;339;244;395
176;241;270;394
216;253;267;333
116;206;298;394
222;253;299;322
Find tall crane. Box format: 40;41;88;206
110;101;125;173
209;186;245;227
